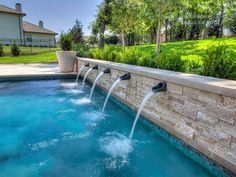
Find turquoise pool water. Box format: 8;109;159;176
0;79;228;177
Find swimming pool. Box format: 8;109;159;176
0;79;229;177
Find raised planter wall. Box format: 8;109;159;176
77;57;236;174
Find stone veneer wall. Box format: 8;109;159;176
77;58;236;174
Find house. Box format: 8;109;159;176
0;3;57;47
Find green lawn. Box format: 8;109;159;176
0;52;57;63
125;37;236;61
2;46;60;55
0;37;235;64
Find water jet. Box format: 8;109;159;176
81;65;98;89
129;81;167;139
89;68;111;100
75;63;90;83
102;73;131;113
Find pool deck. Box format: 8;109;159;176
0;63;76;80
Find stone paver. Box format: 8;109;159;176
0;64;62;76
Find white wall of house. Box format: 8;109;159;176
24;32;56;47
0;12;24;45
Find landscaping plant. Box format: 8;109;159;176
60;33;72;51
11;43;20;56
0;44;3;57
73;44;92;58
157;51;186;72
202;44;236;79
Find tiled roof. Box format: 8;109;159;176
23;21;57;35
0;4;26;16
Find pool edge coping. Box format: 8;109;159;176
77;57;236;99
0;73;77;82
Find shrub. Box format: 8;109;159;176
73;44;92;58
60;33;72;51
202;44;236;79
138;53;157;68
11;43;20;56
0;44;3;57
102;45;117;62
118;48;142;65
91;48;103;59
157;51;186;72
91;45;118;61
185;56;203;75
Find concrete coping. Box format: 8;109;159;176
77;57;236;98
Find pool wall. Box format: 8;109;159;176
77;57;236;174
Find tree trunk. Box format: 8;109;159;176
98;26;105;49
219;1;224;38
156;17;162;56
203;13;208;39
121;31;125;52
182;13;187;40
165;19;168;42
169;21;173;42
98;0;110;49
156;0;163;56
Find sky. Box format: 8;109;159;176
1;0;102;36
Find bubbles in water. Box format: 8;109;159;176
70;98;91;105
104;157;129;170
58;98;65;102
60;83;77;88
30;139;58;151
59;109;76;113
38;160;48;167
64;89;83;95
82;111;105;122
90;123;97;128
99;132;133;160
62;132;90;141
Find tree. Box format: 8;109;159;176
228;13;236;35
88;35;98;47
105;34;120;45
109;0;146;51
94;0;112;49
143;0;172;56
70;19;84;44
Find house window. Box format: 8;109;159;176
26;35;32;42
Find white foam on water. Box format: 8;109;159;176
58;98;65;102
38;160;48;167
64;89;83;95
60;83;78;88
99;132;133;160
89;123;97;127
59;109;76;113
82;111;105;122
62;132;90;141
70;98;91;105
104;158;128;170
30;139;58;151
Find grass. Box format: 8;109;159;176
1;37;235;64
0;52;57;63
122;37;236;61
2;46;60;55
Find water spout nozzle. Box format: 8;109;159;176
120;73;131;81
84;63;90;67
92;65;98;69
103;68;111;74
152;82;167;93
